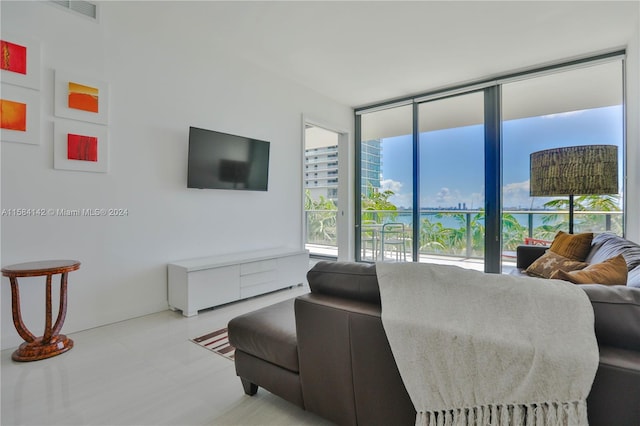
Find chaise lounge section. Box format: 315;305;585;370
227;298;303;409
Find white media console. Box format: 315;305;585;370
168;248;309;317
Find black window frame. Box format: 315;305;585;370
354;50;626;272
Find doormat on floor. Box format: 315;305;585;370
191;327;235;360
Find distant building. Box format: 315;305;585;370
304;144;339;203
304;138;382;205
361;139;382;195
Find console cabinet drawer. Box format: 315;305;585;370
240;281;280;299
240;259;277;275
240;270;277;287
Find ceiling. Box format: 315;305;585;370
169;1;639;109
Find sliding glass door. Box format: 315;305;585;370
418;92;486;270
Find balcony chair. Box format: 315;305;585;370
381;222;407;262
361;220;379;261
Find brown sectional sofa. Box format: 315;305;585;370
229;241;640;425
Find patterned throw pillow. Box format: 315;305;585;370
549;231;593;261
525;250;589;279
551;254;628;285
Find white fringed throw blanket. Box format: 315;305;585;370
377;262;599;426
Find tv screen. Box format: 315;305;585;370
187;126;270;191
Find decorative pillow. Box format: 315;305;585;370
549;231;593;261
551;254;628;285
525;250;589;279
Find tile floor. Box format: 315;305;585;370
1;283;332;426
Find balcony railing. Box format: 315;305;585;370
305;208;623;261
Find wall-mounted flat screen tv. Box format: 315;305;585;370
187;126;270;191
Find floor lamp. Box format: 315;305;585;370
530;145;618;234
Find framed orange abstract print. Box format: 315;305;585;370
0;84;40;144
1;99;27;131
54;70;109;125
68;82;99;113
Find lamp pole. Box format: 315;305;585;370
569;194;575;234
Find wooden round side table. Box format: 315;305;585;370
2;260;80;362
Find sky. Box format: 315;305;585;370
379;105;623;210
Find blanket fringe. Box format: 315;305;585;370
416;400;588;426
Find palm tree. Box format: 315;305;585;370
361;182;398;223
432;212;486;257
468;213;486;255
305;190;337;245
419;216;448;253
533;224;564;241
540;194;621;234
446;213;471;255
502;213;528;251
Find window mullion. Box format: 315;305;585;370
484;86;502;273
412;102;420;262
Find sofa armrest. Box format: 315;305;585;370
580;284;640;352
516;245;548;269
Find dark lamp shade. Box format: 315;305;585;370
530;145;618;196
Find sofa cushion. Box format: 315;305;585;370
586;232;640;271
525;250;589;278
551;254;628;285
549;231;593;261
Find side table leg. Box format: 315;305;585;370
50;272;69;338
43;274;53;343
9;277;36;343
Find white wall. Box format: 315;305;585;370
625;14;640;240
0;1;353;350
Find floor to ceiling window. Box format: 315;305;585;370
502;60;624;253
355;52;625;272
357;104;414;262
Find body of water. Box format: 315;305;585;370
372;210;552;230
